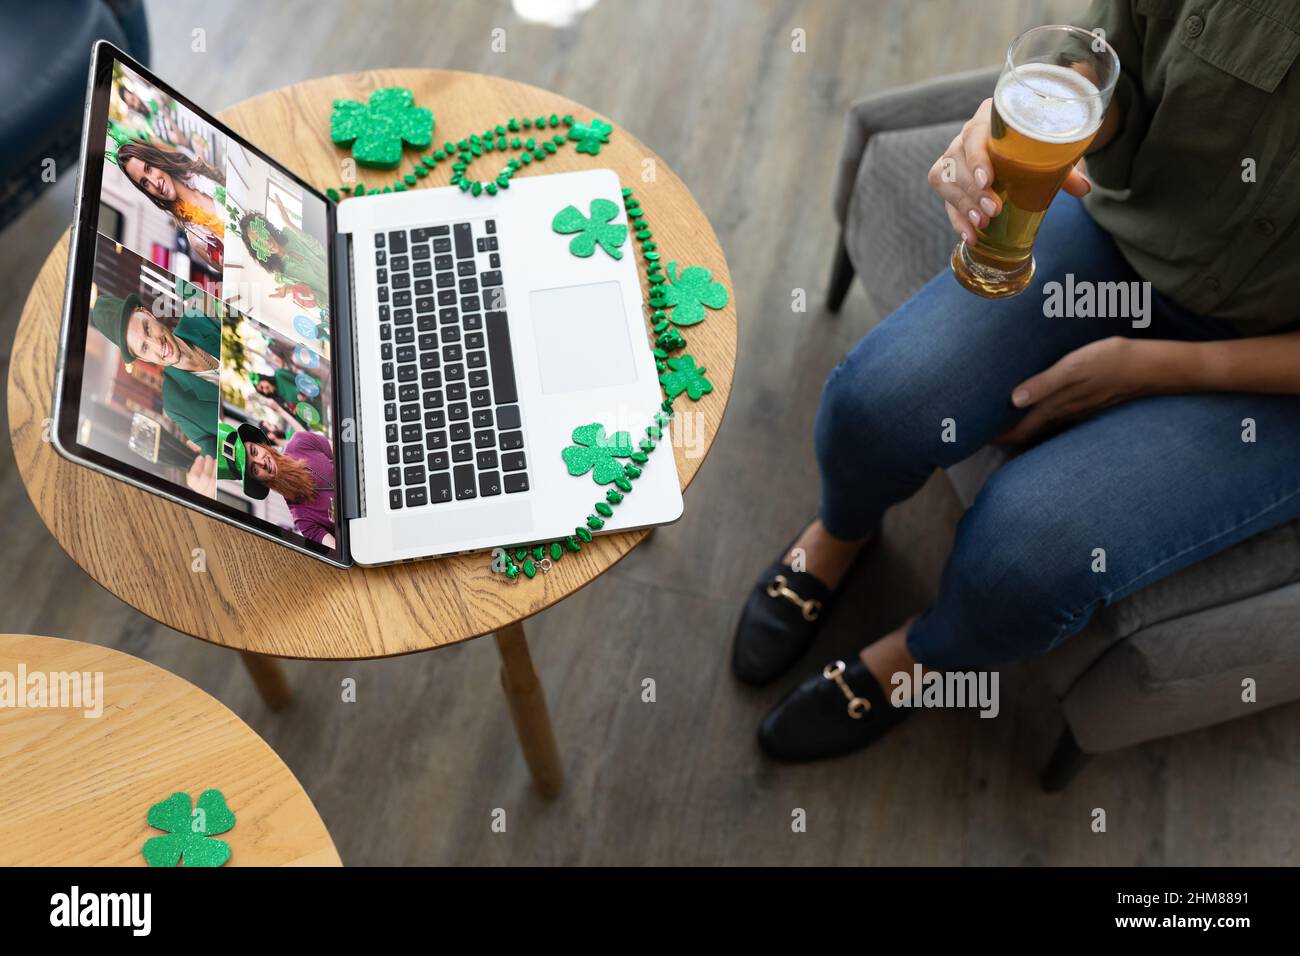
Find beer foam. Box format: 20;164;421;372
994;62;1102;143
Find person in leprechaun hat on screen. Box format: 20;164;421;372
90;292;220;492
217;422;337;547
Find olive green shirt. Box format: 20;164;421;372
1078;0;1300;334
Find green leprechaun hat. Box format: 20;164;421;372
216;421;271;500
89;292;143;362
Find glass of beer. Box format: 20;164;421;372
950;25;1119;298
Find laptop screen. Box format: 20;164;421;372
57;45;345;563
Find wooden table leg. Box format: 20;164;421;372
494;622;563;798
238;651;292;710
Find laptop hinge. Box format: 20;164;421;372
333;231;363;521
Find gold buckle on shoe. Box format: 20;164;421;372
766;573;822;622
823;660;871;719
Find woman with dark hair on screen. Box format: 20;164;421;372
116;140;225;271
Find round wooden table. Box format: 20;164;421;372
8;70;736;797
0;634;340;866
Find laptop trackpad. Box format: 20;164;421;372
531;282;637;394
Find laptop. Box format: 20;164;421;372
51;42;682;568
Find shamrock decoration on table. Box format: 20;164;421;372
552;199;628;259
330;87;434;169
567;116;613;155
141;789;236;867
661;262;729;327
659;354;713;401
562;423;634;484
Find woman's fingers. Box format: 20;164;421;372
1061;162;1093;198
944;203;975;245
929;99;1003;238
961;103;995;191
931;155;989;234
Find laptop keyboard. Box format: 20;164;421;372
374;219;529;510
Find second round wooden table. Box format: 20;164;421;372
0;634;340;866
8;69;737;797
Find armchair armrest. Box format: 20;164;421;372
832;66;1000;223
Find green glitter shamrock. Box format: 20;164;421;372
659;354;713;401
330;87;434;169
661;262;729;327
141;789;236;868
562;423;634;484
552;199;628;259
567;116;613;155
246;217;272;262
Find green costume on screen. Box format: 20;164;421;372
276;227;331;306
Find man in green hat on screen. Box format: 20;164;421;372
89;292;221;457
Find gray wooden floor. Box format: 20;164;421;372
3;0;1296;865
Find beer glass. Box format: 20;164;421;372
950;25;1119;298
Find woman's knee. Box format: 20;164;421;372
814;327;928;468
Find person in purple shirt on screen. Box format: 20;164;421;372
236;426;337;548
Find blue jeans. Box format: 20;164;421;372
815;194;1300;669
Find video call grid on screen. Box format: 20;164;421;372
66;49;343;558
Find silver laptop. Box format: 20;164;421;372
52;41;681;568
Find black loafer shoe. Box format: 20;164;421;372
731;553;834;687
757;658;911;762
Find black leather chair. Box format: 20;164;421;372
0;0;150;229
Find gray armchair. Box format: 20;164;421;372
828;67;1300;789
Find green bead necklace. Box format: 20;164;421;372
328;113;583;201
491;184;691;582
